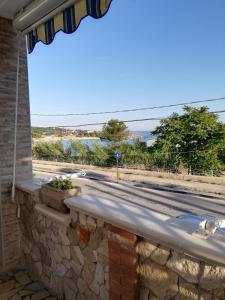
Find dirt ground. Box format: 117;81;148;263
33;160;225;197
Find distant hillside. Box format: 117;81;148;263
32;127;101;139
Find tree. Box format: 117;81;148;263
152;106;225;174
70;141;90;163
112;142;152;168
90;142;109;166
32;141;65;160
101;119;130;143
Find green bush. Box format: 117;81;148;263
70;141;90;163
48;178;73;190
33;141;66;160
90;142;109;166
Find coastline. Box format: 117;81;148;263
33;136;100;142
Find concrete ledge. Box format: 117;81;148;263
65;193;225;266
35;203;71;226
16;179;41;195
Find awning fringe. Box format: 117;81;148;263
27;0;112;53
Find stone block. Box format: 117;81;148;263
34;262;42;278
31;246;41;262
14;271;32;285
200;264;225;290
31;289;49;300
97;239;108;257
70;210;78;223
90;280;100;295
136;240;157;258
72;246;84;265
151;247;170;265
166;252;200;283
64;277;78;300
0;280;16;294
79;213;86;226
99;285;108;300
70;260;82;276
138;261;178;299
95;264;104;284
213;288;225;299
82;263;96;285
139;286;149;300
177;282;198;300
199;291;213;300
87;216;97;231
58;228;70;246
97;219;104;228
77;278;87;294
62;245;71;260
84;288;99;300
55;264;66;277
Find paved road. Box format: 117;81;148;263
34;170;225;218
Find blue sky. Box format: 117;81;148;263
28;0;225;130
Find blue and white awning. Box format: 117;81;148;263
27;0;112;53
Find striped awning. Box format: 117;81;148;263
27;0;112;53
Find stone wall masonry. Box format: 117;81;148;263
17;186;225;300
137;239;225;300
19;189;109;300
0;17;32;271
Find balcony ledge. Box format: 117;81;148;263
65;193;225;266
16;179;41;195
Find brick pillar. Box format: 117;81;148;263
0;17;32;271
107;224;138;300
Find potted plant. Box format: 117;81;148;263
41;177;81;213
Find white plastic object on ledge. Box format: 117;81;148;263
36;170;86;186
192;217;225;239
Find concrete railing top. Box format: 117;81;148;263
16;179;225;266
65;193;225;266
16;179;41;194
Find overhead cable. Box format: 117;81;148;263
32;96;225;117
45;109;225;128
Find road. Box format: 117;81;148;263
33;160;225;196
34;170;225;218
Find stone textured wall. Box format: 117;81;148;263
0;17;32;271
137;239;225;300
19;190;109;300
17;188;225;300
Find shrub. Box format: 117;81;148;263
48;178;73;190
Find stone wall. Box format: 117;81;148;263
19;189;109;300
0;17;32;271
137;239;225;300
17;187;225;300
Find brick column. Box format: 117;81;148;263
107;224;138;300
0;17;32;271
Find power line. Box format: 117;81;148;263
44;109;225;128
31;96;225;117
55;117;162;128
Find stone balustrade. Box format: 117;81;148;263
15;180;225;300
